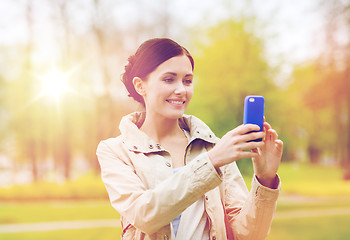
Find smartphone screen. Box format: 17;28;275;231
243;95;265;141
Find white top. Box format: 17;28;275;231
171;167;209;240
170;129;210;240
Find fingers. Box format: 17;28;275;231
239;151;259;159
235;141;264;159
275;139;284;152
225;124;265;143
239;141;265;151
231;124;261;135
263;121;272;132
262;120;278;142
209;135;263;167
266;128;278;143
240;131;265;142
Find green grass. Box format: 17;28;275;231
277;163;350;196
268;215;350;240
267;195;350;240
1;197;350;240
243;163;350;196
1;215;349;240
0;228;122;240
277;196;350;211
0;200;119;224
1;163;350;239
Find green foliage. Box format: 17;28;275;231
285;64;338;159
188;20;275;137
0;172;108;201
236;158;254;177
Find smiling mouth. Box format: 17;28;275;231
166;100;185;105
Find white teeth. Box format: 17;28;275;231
168;100;184;104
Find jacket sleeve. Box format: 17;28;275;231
96;140;222;234
222;163;280;240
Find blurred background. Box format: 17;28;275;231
0;0;350;239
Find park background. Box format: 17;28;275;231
0;0;350;239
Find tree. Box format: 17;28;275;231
189;20;275;137
285;0;350;167
187;19;280;174
318;0;350;168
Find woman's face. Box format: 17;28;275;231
142;54;194;120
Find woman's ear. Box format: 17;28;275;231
133;77;146;96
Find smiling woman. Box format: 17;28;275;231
97;38;283;240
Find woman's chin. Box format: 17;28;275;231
163;108;187;119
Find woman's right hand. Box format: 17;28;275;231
208;124;265;168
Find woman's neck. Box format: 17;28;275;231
140;113;182;143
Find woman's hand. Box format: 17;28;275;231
252;121;283;188
208;121;283;189
208;124;265;168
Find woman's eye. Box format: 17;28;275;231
163;78;174;83
184;79;193;85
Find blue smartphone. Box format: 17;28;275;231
243;95;265;142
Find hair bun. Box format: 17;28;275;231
124;55;135;79
122;54;144;104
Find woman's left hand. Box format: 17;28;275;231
251;120;283;189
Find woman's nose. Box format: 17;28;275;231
174;82;186;95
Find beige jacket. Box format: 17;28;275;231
97;112;280;240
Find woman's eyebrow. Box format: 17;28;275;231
162;72;193;77
162;72;177;76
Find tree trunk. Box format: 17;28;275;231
344;68;350;168
28;140;38;182
63;139;71;180
308;145;321;164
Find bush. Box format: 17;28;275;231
0;172;109;201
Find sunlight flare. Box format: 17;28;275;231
39;69;71;100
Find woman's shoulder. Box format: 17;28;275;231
98;111;144;149
100;135;123;144
97;135;124;154
181;114;220;142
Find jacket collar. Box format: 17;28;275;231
119;112;217;153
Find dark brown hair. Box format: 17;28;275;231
121;38;194;105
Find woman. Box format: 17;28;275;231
97;38;283;240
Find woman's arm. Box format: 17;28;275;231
209;121;283;239
223;164;280;240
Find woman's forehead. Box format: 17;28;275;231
154;55;193;75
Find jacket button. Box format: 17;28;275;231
156;144;161;150
205;196;209;201
133;146;138;150
196;131;200;134
165;162;171;167
149;145;154;149
209;134;212;138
